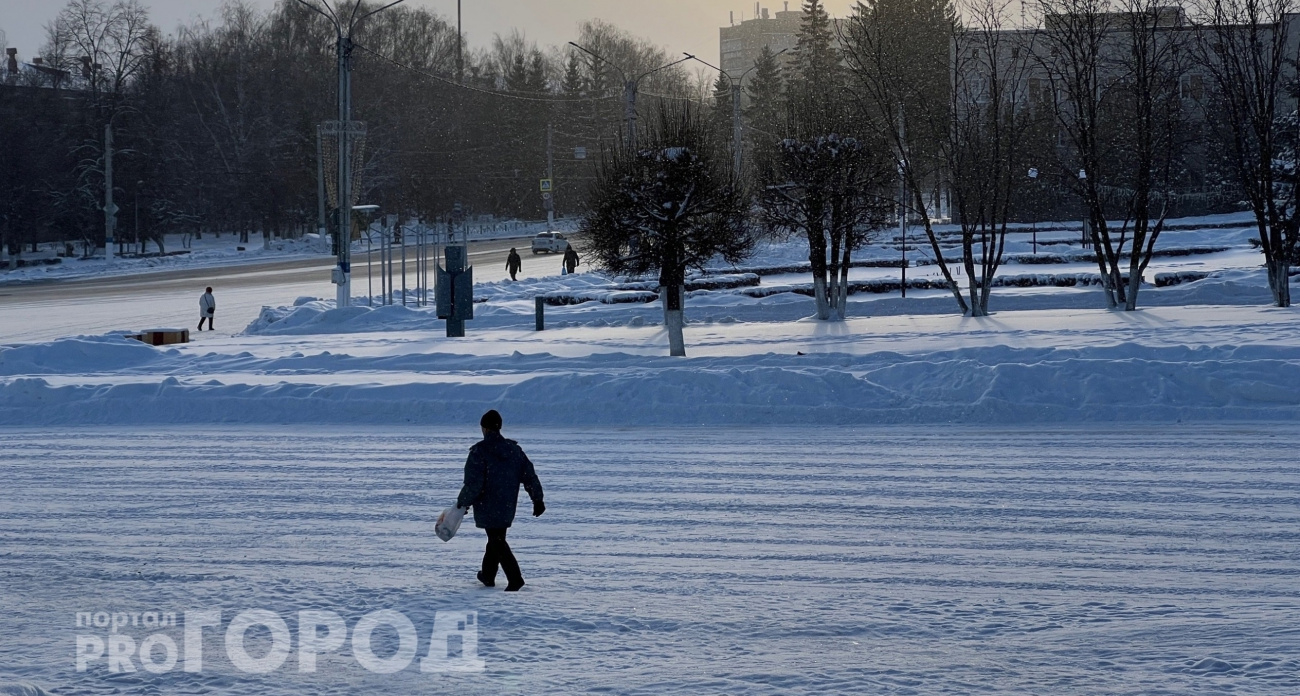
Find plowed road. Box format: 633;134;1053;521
0;237;543;343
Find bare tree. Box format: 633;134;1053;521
843;0;971;313
1193;0;1298;307
760;130;891;319
1035;0;1188;310
45;0;153;111
948;0;1038;316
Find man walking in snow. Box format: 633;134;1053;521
506;247;522;281
563;245;580;275
456;409;545;591
198;287;216;331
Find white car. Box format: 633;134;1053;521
531;232;570;254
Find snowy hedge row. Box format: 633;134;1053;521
706;259;906;276
539;274;760;306
739;270;1212;298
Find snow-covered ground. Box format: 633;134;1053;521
2;240;1297;426
1;426;1296;695
2;213;1298;694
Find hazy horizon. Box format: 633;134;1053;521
0;1;856;75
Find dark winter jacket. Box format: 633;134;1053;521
506;251;522;273
456;432;543;529
563;247;580;273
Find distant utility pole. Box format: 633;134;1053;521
296;0;407;308
568;42;692;150
546;122;555;231
683;49;788;179
316;127;327;243
103;124;117;264
457;0;463;82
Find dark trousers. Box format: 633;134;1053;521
198;315;213;331
481;528;523;585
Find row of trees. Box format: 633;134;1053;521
848;0;1300;312
4;0;1296;325
582;0;1300;358
0;0;697;258
713;0;1299;314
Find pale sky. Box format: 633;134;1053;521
0;1;856;69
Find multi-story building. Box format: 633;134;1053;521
719;4;821;77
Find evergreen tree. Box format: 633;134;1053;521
562;50;585;99
710;71;734;145
582;104;753;356
745;45;786;169
787;0;843;124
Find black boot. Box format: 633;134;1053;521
477;570;495;587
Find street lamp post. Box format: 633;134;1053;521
1027;167;1038;254
1078;169;1089;247
899;160;908;298
103;123;117;264
295;0;406;308
682;49;788;179
101;109;136;265
568;42;692;150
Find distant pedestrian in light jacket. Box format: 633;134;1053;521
506;248;522;281
456;409;545;592
198;287;216;331
563;246;580;275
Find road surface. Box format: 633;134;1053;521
0;237;557;344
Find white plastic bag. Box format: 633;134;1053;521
435;506;467;542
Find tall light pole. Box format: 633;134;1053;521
682;49;788;179
568;42;692;150
104;123;117;264
102;109;132;265
296;0;406;308
1027;167;1039;254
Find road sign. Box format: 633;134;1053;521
574;147;587;160
539;179;553;193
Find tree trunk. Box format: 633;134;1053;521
812;275;831;320
1087;220;1118;308
1124;267;1142;312
836;256;850;319
1269;258;1292;308
664;284;686;357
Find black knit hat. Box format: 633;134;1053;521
480;409;503;430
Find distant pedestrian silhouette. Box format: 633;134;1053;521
198;287;216;331
506;248;522;281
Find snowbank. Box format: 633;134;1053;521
2;339;1298;426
